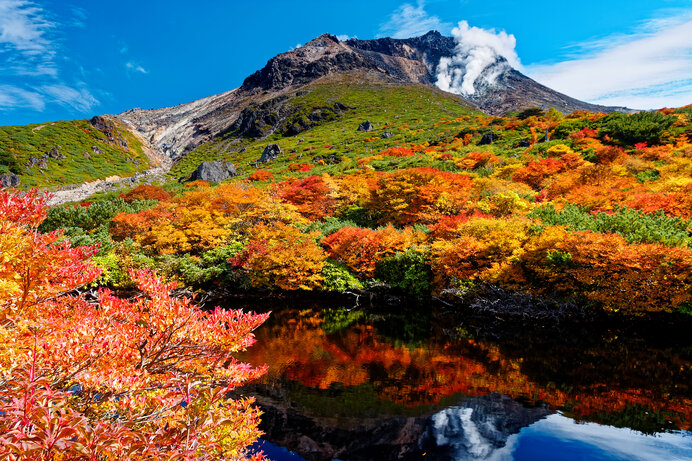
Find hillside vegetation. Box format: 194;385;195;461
13;84;692;314
0;116;151;187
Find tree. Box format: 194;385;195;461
0;189;268;460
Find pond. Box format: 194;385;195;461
229;298;692;461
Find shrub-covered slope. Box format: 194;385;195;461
0;116;152;187
35;97;692;314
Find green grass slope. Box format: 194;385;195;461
170;82;478;180
0;116;151;187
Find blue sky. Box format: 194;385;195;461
0;0;691;126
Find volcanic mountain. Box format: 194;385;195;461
117;31;629;160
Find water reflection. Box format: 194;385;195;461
232;302;692;460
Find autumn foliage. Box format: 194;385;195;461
0;189;268;460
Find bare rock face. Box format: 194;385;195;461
259;144;283;163
478;132;499;145
0;173;20;188
189;160;238;182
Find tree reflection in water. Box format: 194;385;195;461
234;302;692;461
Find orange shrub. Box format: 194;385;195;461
248;169;275;181
368;167;475;225
279;175;336;220
512;158;566;189
494;228;692;312
456;151;499;170
322;225;423;277
119;185;171;203
236;222;326;290
380;146;415;157
626;189;692;218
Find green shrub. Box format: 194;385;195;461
375;249;432;297
546;249;573;267
530;203;691;247
0;150;23;174
39;199;155;233
169;243;245;286
322;260;363;292
516;107;545;120
599;112;676;145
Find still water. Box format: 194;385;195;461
231;300;692;461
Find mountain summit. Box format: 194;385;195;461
118;31;629;160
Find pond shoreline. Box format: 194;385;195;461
180;283;692;335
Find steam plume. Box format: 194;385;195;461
436;21;521;96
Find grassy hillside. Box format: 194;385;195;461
171;82;478;179
0;116;151;187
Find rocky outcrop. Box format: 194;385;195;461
478;132;499;145
357;120;374;132
47;147;65;161
189;160;238;182
242;34;380;92
259;144;283;163
0;173;20;188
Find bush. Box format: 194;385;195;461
600;112;676;145
0;150;23;174
375;249;432;297
248;169;275;181
321;260;363;292
516;107;545;120
39;198;155;233
530;203;691;247
120;185;171;202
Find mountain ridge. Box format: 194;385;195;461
117;31;631;161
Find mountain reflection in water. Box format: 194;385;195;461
231;301;692;461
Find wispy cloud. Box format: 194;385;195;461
0;0;99;115
525;14;692;109
125;61;148;75
378;1;452;39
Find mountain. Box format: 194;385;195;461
117;31;630;161
1;30;633;190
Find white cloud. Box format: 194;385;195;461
0;0;100;114
0;83;45;110
525;15;692;109
0;0;56;76
40;84;99;111
378;1;452;39
336;34;351;42
0;83;98;112
126;61;148;74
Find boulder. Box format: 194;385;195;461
48;147;65;160
91;146;104;155
259;144;283;163
381;131;393;139
0;173;20;188
90;115;114;133
516;139;531;148
357;120;374;132
479;132;499;145
189;160;238;182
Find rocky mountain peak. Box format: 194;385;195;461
117;30;631;162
